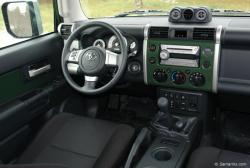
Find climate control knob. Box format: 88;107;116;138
160;50;170;60
189;73;205;86
153;69;168;82
171;72;186;84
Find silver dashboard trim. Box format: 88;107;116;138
105;50;119;66
161;58;199;68
212;25;223;93
58;23;75;39
161;45;200;55
143;24;150;84
28;64;51;78
68;50;82;63
85;76;98;82
67;63;79;75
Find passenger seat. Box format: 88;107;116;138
187;147;250;168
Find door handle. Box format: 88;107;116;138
28;64;51;77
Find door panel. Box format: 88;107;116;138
0;33;64;104
0;33;69;163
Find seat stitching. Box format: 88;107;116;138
216;149;223;163
93;125;121;168
50;144;97;159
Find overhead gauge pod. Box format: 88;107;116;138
169;7;212;23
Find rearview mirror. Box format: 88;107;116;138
2;1;43;38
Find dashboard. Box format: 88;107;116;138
60;14;250;94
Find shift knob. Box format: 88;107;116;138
157;97;169;113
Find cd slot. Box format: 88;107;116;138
160;44;200;68
161;45;200;55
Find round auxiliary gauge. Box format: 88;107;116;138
130;42;136;50
196;9;207;21
170;8;182;20
93;39;106;48
127;36;139;57
183;8;194;20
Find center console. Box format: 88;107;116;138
135;95;198;168
143;25;222;93
125;89;209;168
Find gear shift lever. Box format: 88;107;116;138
157;97;169;113
157;97;175;129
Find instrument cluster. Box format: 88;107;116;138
81;34;139;57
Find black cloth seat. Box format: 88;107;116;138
9;113;134;168
187;147;250;168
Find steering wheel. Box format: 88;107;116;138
61;21;128;95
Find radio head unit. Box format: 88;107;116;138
160;45;200;68
143;26;222;92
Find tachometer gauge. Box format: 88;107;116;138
108;35;121;52
93;39;106;48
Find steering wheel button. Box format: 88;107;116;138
69;51;80;63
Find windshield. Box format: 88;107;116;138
80;0;250;18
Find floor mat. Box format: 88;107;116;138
99;94;158;129
220;111;250;154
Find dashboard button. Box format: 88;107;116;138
149;57;156;64
160;50;170;60
203;61;211;69
203;48;213;56
149;45;156;51
181;95;186;100
128;62;141;73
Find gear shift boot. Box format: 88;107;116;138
151;97;196;138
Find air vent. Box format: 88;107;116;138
58;23;74;39
193;28;216;41
149;27;169;38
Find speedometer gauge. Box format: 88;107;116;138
93;39;106;48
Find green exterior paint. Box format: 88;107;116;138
0;69;55;104
146;39;215;92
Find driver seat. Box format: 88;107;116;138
8;113;135;168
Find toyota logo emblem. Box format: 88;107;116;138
86;51;97;61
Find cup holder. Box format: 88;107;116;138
152;148;173;161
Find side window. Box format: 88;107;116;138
0;0;54;49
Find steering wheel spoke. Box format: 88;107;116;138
66;50;85;75
82;76;98;90
105;50;121;67
67;50;83;63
